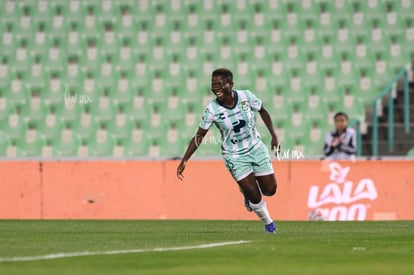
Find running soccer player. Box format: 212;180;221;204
176;68;279;233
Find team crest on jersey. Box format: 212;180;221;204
241;101;249;111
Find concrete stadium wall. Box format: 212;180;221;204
0;160;413;221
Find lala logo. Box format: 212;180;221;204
307;162;378;221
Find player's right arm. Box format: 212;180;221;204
177;105;215;180
176;127;208;180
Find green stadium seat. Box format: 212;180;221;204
127;88;150;121
112;138;126;157
404;19;414;47
2;107;24;139
372;52;393;92
13;5;35;41
308;119;329;153
316;1;337;37
300;0;319;21
1;22;17;59
108;104;132;140
27;56;48;91
74;108;97;140
0;89;12;121
63;55;82;91
0;57;10;91
382;2;405;38
55;124;79;157
115;38;137;73
65;22;83;57
41;105;61;141
10;38;32;75
284;36;305;72
388;36;411;72
5;139;22;157
125;130;149;156
18;122;44;157
32;0;50;20
300;19;320;55
365;0;385;19
321;83;343;105
347;1;370;37
0;131;10;156
81;5;101;40
89;124;115;156
407;147;414;157
43;38;66;73
287;106;309;141
357;68;378;104
0;0;18;24
368;18;391;53
335;27;356;55
81;38;104;72
352;36;375;71
22;88;46;123
305;96;328;121
287;70;309;104
159;123;185;158
302;53;322;88
336;51;358;89
41;139;57;157
7;72;27;106
47;5;66;40
343;94;366;122
57;89;81;122
318;36;339;72
398;0;414;20
76;139;90;157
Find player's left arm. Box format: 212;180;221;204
258;105;279;151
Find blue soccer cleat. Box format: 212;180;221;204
265;221;277;233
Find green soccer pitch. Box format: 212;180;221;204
0;220;413;275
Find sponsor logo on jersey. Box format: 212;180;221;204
240;101;249;111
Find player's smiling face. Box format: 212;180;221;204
211;75;233;100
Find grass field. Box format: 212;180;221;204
0;220;413;275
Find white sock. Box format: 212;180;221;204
249;198;273;225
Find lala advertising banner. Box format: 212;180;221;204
0;160;413;220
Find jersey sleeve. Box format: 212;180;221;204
246;90;262;111
199;105;215;130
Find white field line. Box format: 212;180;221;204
0;240;251;263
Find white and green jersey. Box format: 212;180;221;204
199;90;263;155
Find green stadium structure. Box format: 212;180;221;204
0;0;413;158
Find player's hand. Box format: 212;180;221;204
271;137;280;155
176;160;187;181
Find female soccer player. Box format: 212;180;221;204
176;68;279;233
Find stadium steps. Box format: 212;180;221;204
362;79;414;156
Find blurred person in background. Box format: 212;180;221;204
323;112;357;160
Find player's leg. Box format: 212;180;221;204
237;173;262;204
256;173;277;196
237;174;275;233
249;141;277;233
252;141;277;196
224;154;276;233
